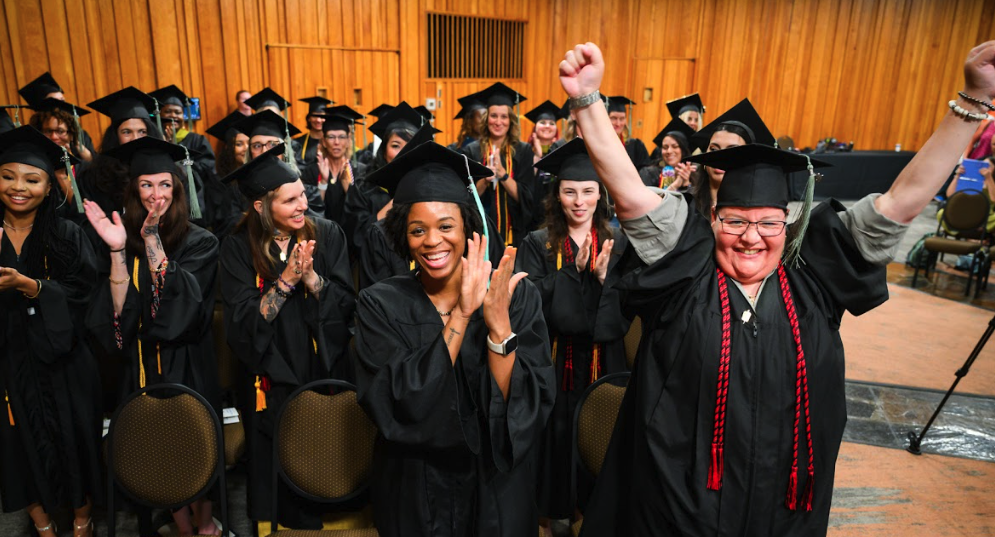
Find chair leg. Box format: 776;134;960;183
912;263;921;288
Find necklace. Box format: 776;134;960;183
2;220;33;231
274;233;292;262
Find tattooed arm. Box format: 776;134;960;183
142;200;167;273
259;282;291;323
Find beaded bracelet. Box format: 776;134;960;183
272;284;292;299
958;91;995;112
277;276;296;293
150;257;169;274
948;100;989;122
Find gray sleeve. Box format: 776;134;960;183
618;190;689;265
837;193;910;266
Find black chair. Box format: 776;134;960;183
269;379;379;536
912;189;990;296
106;383;228;537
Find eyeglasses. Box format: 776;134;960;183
43;128;69;137
250;140;282;152
717;217;787;237
324;134;349;141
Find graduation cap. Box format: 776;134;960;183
104;135;204;218
149;85;189;109
244;88;290;112
687;144;830;263
221;142;299;200
652;117;696;149
397;123;441;155
605;96;635;114
666;94;705;119
368;102;423;139
87;87;157;123
475;83;526;108
414;105;434;122
206;110;249;141
453;92;487;120
0;110;15;134
300;96;333;116
369;140;492;204
19;72;63;106
367;103;395;118
234;109;301;138
318;105;365;131
30;98;91;118
524;100;566;123
534;138;600;183
691;98;775;151
0;125;82;211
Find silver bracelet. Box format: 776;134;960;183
948;100;989;122
569;90;602;110
958;91;995;112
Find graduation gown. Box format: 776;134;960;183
460;141;536;248
516;229;631;518
300;160;368;227
0;221;103;513
294;133;321;169
219;217;356;524
354;274;555;537
343;177;392;255
86;224;221;411
624;138;650;171
580;198;890;537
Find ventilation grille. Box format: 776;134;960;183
427;13;525;79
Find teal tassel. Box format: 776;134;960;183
12;106;21;127
62;148;83;213
464;154;491;288
282;111;298;175
152;98;163;136
182;147;202;219
784;156;815;267
71;107;84;148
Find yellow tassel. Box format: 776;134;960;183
312;338;318;353
551;337;558;365
156;344;162;375
255;376;266;412
590;344;601;382
6;391;14;426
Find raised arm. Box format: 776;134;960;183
559;43;662;220
876;41;995;223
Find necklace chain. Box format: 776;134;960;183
3;220;34;231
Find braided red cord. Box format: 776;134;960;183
708;269;733;490
778;264;814;511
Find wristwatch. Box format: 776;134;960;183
487;332;518;355
569;90;602;110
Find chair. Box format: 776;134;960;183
106;383;228;537
213;305;246;468
269;379;379;536
912;190;991;297
570;372;631;536
622;316;642;370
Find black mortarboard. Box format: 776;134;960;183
367;103;395;117
476;83;526;108
234;109;301;138
691;98;775;151
368;102;423;139
104;136;188;179
666;94;705;119
300;96;333;115
524;100;566;123
652;117;696;148
605;96;635;114
319;114;355;133
18;72;62;106
206;110;248;140
396;124;441;154
87;87;157;122
0;111;15;134
534;138;600;183
414;105;434;122
149;85;189;108
319;105;365;130
221;143;299;200
368;140;492;204
687;144;828;210
0;125;79;178
454;92;487;120
30;98;91;118
245;88;290;112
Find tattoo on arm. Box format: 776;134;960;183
445;327;461;345
312;275;325;298
259;287;288;323
146;234;165;269
142;223;159;237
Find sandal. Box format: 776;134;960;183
74;517;93;537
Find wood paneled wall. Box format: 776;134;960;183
1;0;992;153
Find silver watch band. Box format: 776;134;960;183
569;90;602;110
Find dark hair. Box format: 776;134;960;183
85;120;164;211
382;201;483;262
693;123;753;217
457;109;483;147
215;130;246;178
233;188;318;280
542;181;613;259
369;125;416;173
0;168;76;280
122;168;190;257
99;117;163;153
28;109;82;158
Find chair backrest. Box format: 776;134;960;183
571;372;629;513
941;190;991;236
108;383;224;508
623;316;642;370
273;379;378;509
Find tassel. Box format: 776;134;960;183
707;442;724;490
152;98;163;136
5;391;14;426
156;344;162;375
785;466;799;510
463;154;490;265
784;156;815;267
12;105;21;127
803;467;815;512
182;147;202;219
590;344;601;383
255;376;267;412
312;337;317;353
62;148;83;213
282;111;299;175
550;337;558;365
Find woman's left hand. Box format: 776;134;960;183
297;240;320;291
671;162;697;190
483;246;528;339
594;238;615;285
0;265;31;293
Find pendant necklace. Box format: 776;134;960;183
274;233;291;262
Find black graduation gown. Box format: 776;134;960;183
219;217;356;524
343;177;392;255
354;274;556;537
294;133;321;169
516;229;631;519
358;216;508;291
460;141;536;248
300;160;368;227
86;224;222;411
0;221;103;513
624;138;650;171
580;198;889;537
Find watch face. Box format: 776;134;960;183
504;334;518;355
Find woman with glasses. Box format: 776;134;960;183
300;111;366;225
